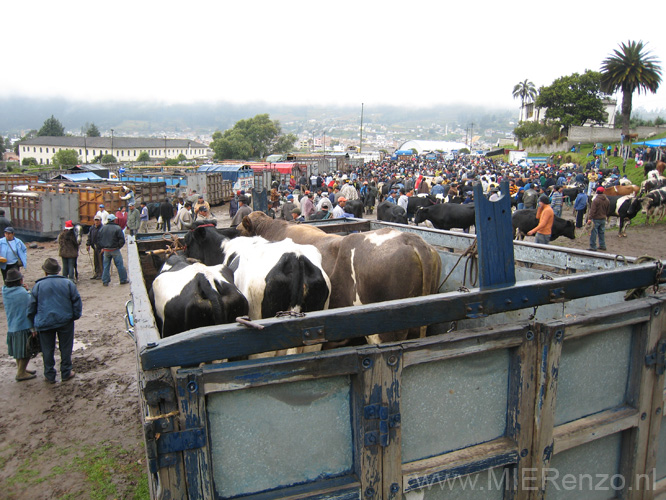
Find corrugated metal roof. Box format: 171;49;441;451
50;172;104;182
198;164;253;172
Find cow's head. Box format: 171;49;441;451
641;196;654;215
413;206;426;225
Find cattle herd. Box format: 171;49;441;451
146;154;665;349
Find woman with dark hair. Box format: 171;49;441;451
2;268;36;381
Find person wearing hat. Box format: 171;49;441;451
231;195;251;228
96;214;128;286
120;185;135;207
527;195;555;245
2;267;37;381
290;207;305;222
95;204;109;225
28;258;82;383
311;202;332;220
587;186;610;251
173;200;193;231
58;220;80;282
280;194;297;221
193;195;210;219
0;226;27;283
86;215;103;279
332;197;347;218
126;201;141;239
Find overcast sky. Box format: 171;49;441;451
4;0;665;114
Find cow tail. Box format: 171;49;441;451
415;243;442;338
195;274;225;324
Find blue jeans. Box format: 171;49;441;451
61;257;77;281
102;249;128;284
589;219;606;250
39;321;75;382
534;233;551;245
517;203;525;210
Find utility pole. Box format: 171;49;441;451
470;122;474;150
164;135;167;162
359;102;364;154
110;129;114;160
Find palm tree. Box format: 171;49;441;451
512;79;537;122
600;40;662;136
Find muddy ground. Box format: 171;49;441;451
1;206;665;499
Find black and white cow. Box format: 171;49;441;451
414;203;476;232
641;188;666;225
376;201;408;224
149;254;249;338
600;195;644;237
511;209;576;241
184;223;331;320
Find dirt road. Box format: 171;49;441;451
1;206;664;499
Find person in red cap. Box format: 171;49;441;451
586;186;610;251
332;197;347;218
58;220;80;282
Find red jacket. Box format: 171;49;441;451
115;210;128;230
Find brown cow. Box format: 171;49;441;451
238;211;442;344
603;184;640;197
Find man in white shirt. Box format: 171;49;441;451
332;197;347;218
95;204;110;225
398;189;409;212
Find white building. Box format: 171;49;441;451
521;98;617;128
397;140;470;155
18;136;211;165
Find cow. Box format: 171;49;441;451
376;201;408;224
641;188;666;225
561;186;584;206
644;161;666;179
237;211;442;344
414;203;476;233
407;195;437;221
511;209;576;241
149;254;249;338
598;195;644;237
184;223;331;321
640;175;666;196
603;185;640;197
343;199;364;219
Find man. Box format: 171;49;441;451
280;195;297;220
231;196;252;228
0;209;11;235
527;195;555;245
587;186;610;252
95;204;109;225
301;192;315;220
159;198;174;232
139;202;149;233
397;188;409;212
573;190;588;229
291;207;305;222
311;203;332;220
97;214;128;286
86;215;103;279
126;202;141;240
120;186;135;207
193;195;211;219
332;196;347;218
28;257;82;384
550;185;564;217
522;184;538;210
173;200;194;230
0;227;27;282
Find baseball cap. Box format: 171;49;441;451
596;186;605;193
4;226;14;233
94;215;102;221
107;214;117;221
99;204;105;208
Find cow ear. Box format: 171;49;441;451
241;216;253;233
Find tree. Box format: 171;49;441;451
22;157;37;166
52;149;80;167
137;151;150;162
601;40;662;136
100;154;117;164
83;122;101;137
535;71;608;133
38;115;65;136
512;79;537;122
210;114;297;160
0;136;5;157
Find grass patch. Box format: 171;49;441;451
4;441;149;500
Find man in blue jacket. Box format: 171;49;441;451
28;258;82;383
96;214;128;287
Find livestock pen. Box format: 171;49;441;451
126;184;666;499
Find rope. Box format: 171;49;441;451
161;232;186;256
437;240;478;292
144;410;179;422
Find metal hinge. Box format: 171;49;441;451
646;340;666;376
364;404;401;447
144;421;205;473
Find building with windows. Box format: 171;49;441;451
521;98;617;128
17;136;212;165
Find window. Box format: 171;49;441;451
33;147;36;152
79;149;82;154
121;150;124;156
46;159;49;165
134;150;136;156
40;147;43;153
93;150;96;155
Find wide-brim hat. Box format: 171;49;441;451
5;267;22;284
42;257;61;275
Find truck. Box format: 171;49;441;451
120;171;233;206
126;183;666;499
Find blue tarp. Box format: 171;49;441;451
633;138;666;147
51;172;104;182
198;164;253;183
